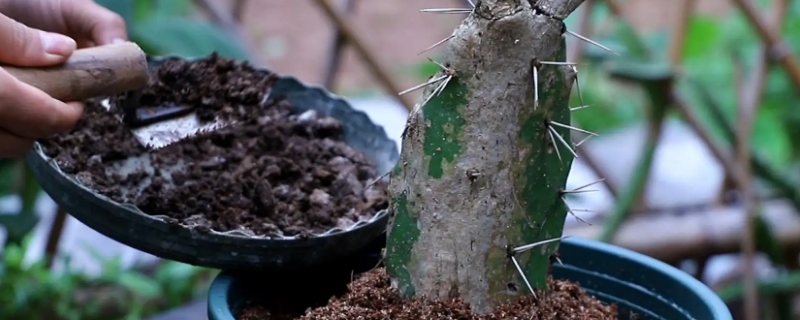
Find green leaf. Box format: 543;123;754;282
722;12;758;47
154;261;198;282
0;158;15;194
152;0;193;17
133;0;152;21
83;244;123;278
118;272;161;298
753;105;791;166
643;30;670;60
716;271;800;302
786;7;800;53
131;16;248;60
581;36;628;62
3;243;24;267
101;258;123;278
0;214;39;248
683;15;721;59
569;67;644;134
614;22;651;60
98;0;192;22
406;60;442;80
94;0;136;23
677;64;734;147
20;165;41;215
753;211;784;265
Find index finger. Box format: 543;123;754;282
66;1;128;45
0;68;83;138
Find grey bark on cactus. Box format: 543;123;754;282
385;0;587;314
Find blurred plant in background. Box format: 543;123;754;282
96;0;248;60
411;1;800;169
0;236;215;320
676;2;800;168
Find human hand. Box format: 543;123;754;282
0;0;128;158
0;0;127;47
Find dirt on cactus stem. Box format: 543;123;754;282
237;267;618;320
38;53;389;238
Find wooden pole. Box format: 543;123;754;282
566;200;800;263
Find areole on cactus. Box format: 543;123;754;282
384;0;601;314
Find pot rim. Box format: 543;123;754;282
207;237;732;320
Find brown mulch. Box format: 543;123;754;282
239;268;617;320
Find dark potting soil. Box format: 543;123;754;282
237;268;618;320
39;53;389;237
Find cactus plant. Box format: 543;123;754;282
385;0;598;314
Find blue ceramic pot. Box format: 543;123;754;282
207;237;732;320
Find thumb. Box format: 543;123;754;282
0;13;76;67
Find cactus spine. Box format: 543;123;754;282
385;0;586;314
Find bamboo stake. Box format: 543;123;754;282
311;0;415;111
567;200;800;263
729;0;800;91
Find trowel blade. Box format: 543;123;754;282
100;98;229;150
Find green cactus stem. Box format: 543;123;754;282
385;0;584;314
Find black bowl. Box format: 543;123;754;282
26;56;399;271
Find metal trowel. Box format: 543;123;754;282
3;41;226;150
108;90;230;150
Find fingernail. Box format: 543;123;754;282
111;38;127;44
40;32;76;56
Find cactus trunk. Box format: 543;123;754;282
385;0;583;314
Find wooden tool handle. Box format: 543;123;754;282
1;42;150;102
